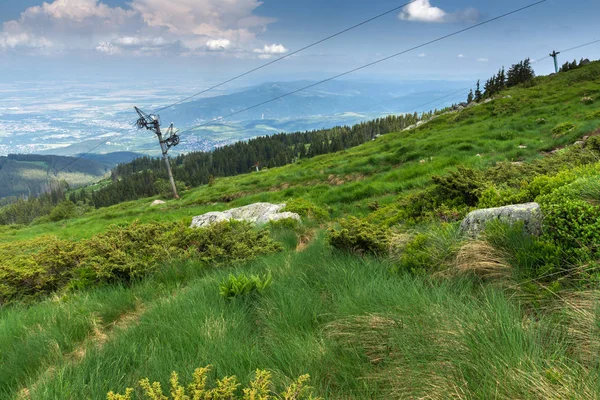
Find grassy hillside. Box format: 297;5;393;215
2;61;598;242
1;62;600;399
0;154;117;199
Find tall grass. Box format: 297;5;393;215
1;237;598;399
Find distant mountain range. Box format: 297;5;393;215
158;80;470;127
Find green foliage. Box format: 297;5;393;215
328;217;391;255
0;221;282;305
48;200;78;222
155;179;187;198
219;272;273;299
170;220;282;265
431;166;485;207
484;222;561;281
539;193;600;261
108;366;318;400
284;199;329;222
395;224;463;273
551;122;576;137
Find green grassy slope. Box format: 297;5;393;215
3;240;597;399
2;61;599;243
0;154;113;199
1;63;600;399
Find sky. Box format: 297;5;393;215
0;0;599;86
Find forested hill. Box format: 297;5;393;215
88;112;428;208
0;154;113;199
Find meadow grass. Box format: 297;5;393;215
1;236;598;399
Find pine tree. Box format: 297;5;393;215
467;89;474;104
474;80;483;102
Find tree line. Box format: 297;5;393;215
467;58;535;103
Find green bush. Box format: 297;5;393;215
395;224;463;274
551;122;576;137
431;166;485;207
219;272;273;299
284;199;329;222
328;217;391;255
48;200;77;222
0;220;283;305
540;194;600;261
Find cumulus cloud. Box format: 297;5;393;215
0;0;276;55
253;43;288;59
399;0;480;23
205;39;231;51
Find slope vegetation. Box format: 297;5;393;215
0;62;600;399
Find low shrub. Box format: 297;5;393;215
284;199;329;222
540;193;600;261
586;110;600;120
394;224;463;274
431;166;485;207
107;366;319;400
551;122;576;137
0;220;283;305
219;272;273;299
328;217;391;255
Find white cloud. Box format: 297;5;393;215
205;39;231;51
399;0;447;23
418;53;426;57
253;43;288;59
477;58;489;62
254;44;288;54
0;0;276;55
458;54;465;58
399;0;480;23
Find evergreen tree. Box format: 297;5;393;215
474;80;483;102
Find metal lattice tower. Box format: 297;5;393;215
134;107;181;199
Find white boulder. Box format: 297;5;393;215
190;203;300;228
460;202;542;237
150;200;166;207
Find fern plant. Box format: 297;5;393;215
219;272;273;300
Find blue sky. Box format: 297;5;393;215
1;0;599;85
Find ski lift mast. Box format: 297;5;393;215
134;106;181;199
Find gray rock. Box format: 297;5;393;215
460;202;542;237
190;202;301;228
150;200;166;207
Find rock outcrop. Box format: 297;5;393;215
150;200;166;207
190;203;300;228
460;202;542;237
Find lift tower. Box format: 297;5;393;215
549;50;561;74
134;107;181;199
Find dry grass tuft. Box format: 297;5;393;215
449;240;512;281
324;314;401;365
556;290;600;366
